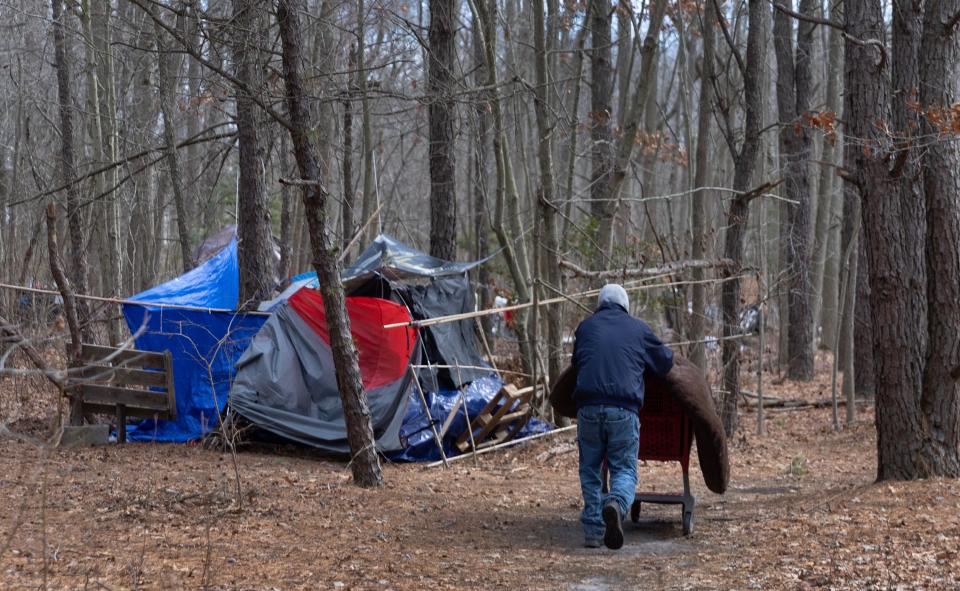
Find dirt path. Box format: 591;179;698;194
2;401;959;590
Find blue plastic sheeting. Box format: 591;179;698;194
131;239;240;309
387;374;553;462
121;239;266;442
289;270;318;284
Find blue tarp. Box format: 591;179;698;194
387;374;552;462
121;239;266;442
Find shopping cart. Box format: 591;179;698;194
602;376;696;536
632;377;695;535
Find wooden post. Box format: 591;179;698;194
454;363;479;466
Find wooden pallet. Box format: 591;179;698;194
454;383;536;452
68;344;176;443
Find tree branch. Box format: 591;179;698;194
0;315;64;389
713;0;746;76
128;0;293;131
771;0;887;69
559;258;737;280
770;0;843;29
8;127;235;209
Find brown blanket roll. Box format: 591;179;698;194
548;354;729;494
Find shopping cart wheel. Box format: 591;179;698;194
682;510;693;536
630;501;641;523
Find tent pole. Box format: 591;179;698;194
409;364;449;468
474;317;499;373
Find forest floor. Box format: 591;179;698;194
1;354;959;590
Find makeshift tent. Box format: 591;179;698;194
229;288;418;452
122;232;550;456
122;239;266;442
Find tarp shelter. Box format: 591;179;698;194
121;232;550;455
122;239;266;442
229;288;418;452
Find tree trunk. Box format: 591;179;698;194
531;0;563;387
471;0;535;381
277;0;382;487
279;134;294;283
689;0;715;370
472;16;493;339
719;0;766;437
153;7;193;273
46;203;83;423
233;0;275;308
598;1;666;262
915;0;960;476
342;47;357;250
428;0;457;260
51;0;91;341
357;0;379;248
92;0;122;341
589;0;614;266
813;8;842;349
845;0;920;480
773;0;815;380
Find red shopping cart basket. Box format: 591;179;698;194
632;378;695;535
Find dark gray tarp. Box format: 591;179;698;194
409;276;490;390
229;302;414;453
342;234;493;288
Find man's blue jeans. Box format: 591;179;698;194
577;405;640;540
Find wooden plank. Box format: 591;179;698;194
79;344;165;368
73;366;167;387
438;399;461;439
79;384;170;412
80;402;174;420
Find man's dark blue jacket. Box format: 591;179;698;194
572;302;674;413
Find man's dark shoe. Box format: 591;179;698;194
602;501;624;549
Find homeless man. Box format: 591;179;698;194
572;284;675;549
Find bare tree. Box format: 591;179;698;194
153;5;193;273
233;0;275;307
773;0;815;380
689;0;716;370
51;0;91;340
915;0;960;476
589;0;614;265
277;0;382;487
428;0;457;260
719;0;767;436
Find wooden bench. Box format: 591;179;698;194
454;383;535;453
68;344;176;443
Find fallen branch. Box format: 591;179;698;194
741;397;873;410
559;258;736;280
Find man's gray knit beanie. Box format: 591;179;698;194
598;283;629;312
